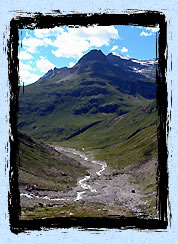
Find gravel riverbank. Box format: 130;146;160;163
20;146;158;219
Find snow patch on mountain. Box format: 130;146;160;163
111;52;130;60
131;59;157;66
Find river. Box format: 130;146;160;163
20;146;107;202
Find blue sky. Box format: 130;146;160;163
18;24;159;85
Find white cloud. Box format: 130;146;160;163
145;26;160;32
36;56;55;73
21;26;119;59
43;38;54;46
52;25;119;58
22;37;44;53
52;31;90;58
140;31;153;37
111;45;118;51
18;51;34;60
19;61;40;85
19;70;41;85
69;25;119;46
121;47;128;53
134;25;159;33
34;27;64;38
137;25;159;37
69;62;76;68
19;61;33;71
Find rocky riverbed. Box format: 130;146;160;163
20;146;158;219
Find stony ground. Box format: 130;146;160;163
20;146;158;220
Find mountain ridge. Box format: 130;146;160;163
35;49;157;85
18;49;158;144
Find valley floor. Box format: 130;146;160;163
19;145;158;220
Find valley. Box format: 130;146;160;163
20;143;158;220
18;50;159;220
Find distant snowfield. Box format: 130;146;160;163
111;52;130;60
111;52;157;65
131;58;157;65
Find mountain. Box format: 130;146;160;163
18;49;157;140
37;67;68;83
34;50;157;99
18;50;159;219
18;49;158;167
107;52;157;81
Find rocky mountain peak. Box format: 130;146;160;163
37;66;68;83
77;49;108;64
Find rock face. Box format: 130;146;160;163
38;67;68;82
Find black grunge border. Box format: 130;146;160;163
8;12;168;233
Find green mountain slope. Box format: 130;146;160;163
58;100;158;169
18;131;87;192
18;50;157;144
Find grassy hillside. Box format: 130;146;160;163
18;79;152;142
18;50;156;143
18;131;88;192
58;100;158;170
